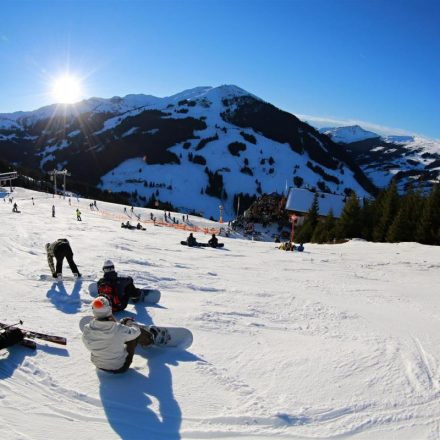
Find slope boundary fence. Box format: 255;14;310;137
92;208;220;235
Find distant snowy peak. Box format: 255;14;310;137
0;85;259;128
382;135;415;144
320;125;380;143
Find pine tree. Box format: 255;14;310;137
373;180;400;242
359;197;376;241
387;185;423;242
296;193;319;243
335;192;362;239
415;184;440;245
311;209;336;243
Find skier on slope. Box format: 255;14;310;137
82;296;159;373
46;238;81;279
96;260;142;312
76;208;82;221
0;327;24;350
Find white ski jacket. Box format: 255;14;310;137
82;319;140;370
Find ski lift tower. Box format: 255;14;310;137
48;169;71;197
0;171;18;192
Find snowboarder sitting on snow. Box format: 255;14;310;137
297;243;304;252
12;202;19;213
186;233;198;247
97;260;142;312
46;238;81;279
82;296;158;373
121;221;136;230
136;222;145;230
208;234;219;248
0;327;24;350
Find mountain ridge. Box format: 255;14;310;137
0;85;376;218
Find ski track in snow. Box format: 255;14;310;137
1;188;440;439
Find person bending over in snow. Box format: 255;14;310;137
0;327;24;350
46;238;81;279
97;260;141;312
82;296;158;373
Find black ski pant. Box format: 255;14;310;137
53;242;79;275
0;328;24;349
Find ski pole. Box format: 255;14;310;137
2;320;23;330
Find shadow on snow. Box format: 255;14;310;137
99;348;204;440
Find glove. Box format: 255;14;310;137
120;317;135;326
52;273;58;279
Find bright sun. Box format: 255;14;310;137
52;75;82;104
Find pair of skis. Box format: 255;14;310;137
0;321;66;349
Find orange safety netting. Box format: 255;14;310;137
92;209;220;235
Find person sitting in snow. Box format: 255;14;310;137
297;243;304;252
82;296;158;374
0;327;25;350
186;233;198;247
136;222;145;230
96;260;142;312
208;234;219;248
46;238;81;278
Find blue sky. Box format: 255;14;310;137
0;0;439;138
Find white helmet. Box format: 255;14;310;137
103;260;115;273
91;296;112;318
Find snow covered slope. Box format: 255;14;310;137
321;125;440;191
2;187;440;439
0;85;375;219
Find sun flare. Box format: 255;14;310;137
52;75;82;104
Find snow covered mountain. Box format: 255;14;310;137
0;85;376;218
319;125;380;144
320;125;440;192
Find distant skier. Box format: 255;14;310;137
46;238;81;278
96;260;141;312
12;202;19;213
82;296;157;373
0;327;24;350
52;205;55;218
32;197;35;206
76;208;82;221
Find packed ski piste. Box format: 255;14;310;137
1;187;440;439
